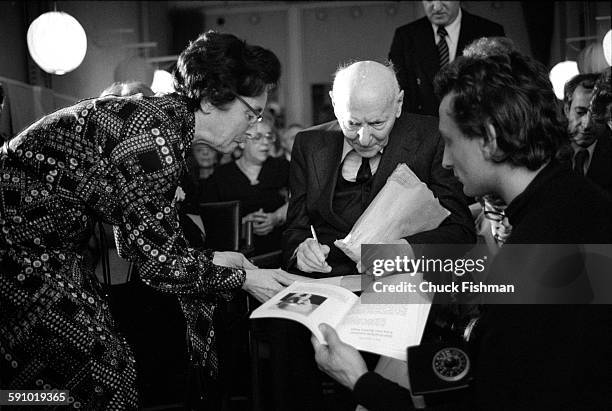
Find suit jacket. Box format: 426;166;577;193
389;9;505;116
282;112;475;277
586;135;612;199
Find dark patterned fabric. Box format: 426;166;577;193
0;94;246;409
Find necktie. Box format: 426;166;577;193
574;149;589;176
356;156;372;183
437;26;449;69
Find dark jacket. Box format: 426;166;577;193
352;162;612;410
389;10;504;116
282;112;475;277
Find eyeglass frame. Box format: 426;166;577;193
244;131;277;143
230;90;264;124
483;209;506;222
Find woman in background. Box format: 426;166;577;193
202;118;289;255
191;140;218;181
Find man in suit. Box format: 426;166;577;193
282;60;475;276
564;72;612;199
269;60;474;411
389;1;504;116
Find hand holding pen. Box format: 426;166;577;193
296;225;332;274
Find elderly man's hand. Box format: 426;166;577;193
311;323;368;390
296;238;332;273
243;268;300;302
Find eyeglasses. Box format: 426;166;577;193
483;210;506;222
230;91;263;125
244;132;277;143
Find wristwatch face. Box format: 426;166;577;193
432;347;470;382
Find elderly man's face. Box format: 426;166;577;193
333;93;402;158
422;1;461;26
566;85;607;148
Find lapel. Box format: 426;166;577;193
457;9;475;54
368;114;424;201
587;136;612;188
312;127;353;232
415;18;440;82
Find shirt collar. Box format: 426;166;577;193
431;8;462;45
571;139;597;157
341;139;384;162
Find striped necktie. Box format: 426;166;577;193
437;26;449;69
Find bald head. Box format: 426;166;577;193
329;61;404;157
331;61;400;109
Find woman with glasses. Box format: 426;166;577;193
202;118;290;255
0;31;307;408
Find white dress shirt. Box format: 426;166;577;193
340;140;382;182
430;8;463;63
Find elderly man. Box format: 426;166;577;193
564;73;612;198
267;61;473;411
282;61;475;276
389;1;504;116
312;48;612;411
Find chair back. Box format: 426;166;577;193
199;201;241;251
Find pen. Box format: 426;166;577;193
310;225;319;243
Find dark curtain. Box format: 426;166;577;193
522;1;556;66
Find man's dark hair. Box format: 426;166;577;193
563;73;599;107
173;30;281;111
434;52;567;170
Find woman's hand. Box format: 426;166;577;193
242;269;308;302
213;251;258;269
243;209;278;236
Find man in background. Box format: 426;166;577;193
389;1;504;116
564;72;612;199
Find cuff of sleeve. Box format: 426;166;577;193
287;248;299;270
203;249;215;260
353;371;414;411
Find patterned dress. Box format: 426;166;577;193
0;94;246;409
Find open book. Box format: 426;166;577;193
250;274;432;361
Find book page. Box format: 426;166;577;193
250;281;359;341
334;273;432;361
305;274;363;292
335;303;430;361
